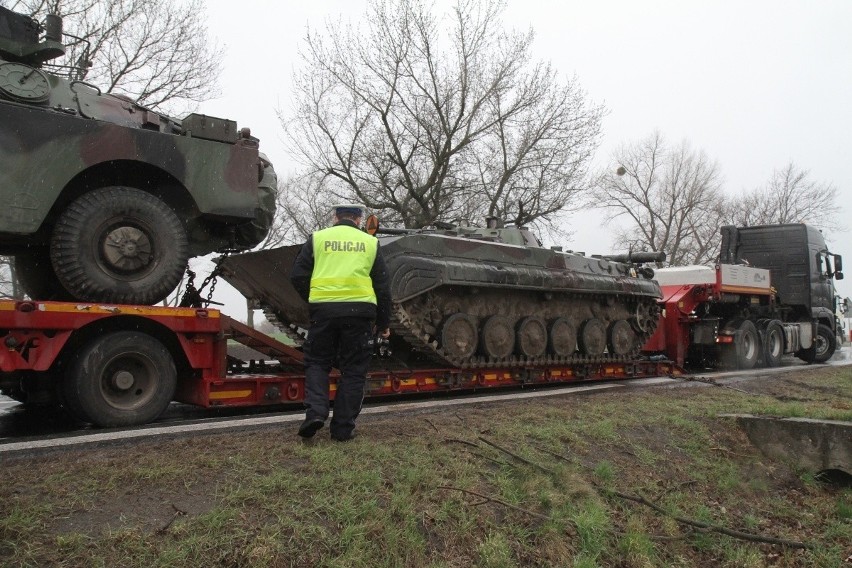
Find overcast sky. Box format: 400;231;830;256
200;0;852;315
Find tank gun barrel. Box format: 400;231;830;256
604;251;666;264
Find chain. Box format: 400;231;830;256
179;251;230;308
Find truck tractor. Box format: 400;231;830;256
644;223;843;368
0;7;277;305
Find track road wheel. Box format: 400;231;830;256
14;247;73;300
813;323;836;363
607;319;637;356
440;313;478;362
51;186;189;305
762;320;784;367
480;315;515;360
549;318;577;357
63;331;177;427
578;318;607;356
515;316;547;358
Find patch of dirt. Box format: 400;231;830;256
54;490;217;536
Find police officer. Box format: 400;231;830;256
289;204;392;441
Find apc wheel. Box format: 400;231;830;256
762;320;784;367
14;247;73;300
51;187;189;305
63;331;176;427
578;318;607;356
549;318;576;356
480;315;515;359
440;313;478;361
813;323;836;363
515;316;547;358
607;319;637;356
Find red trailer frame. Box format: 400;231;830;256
0;299;683;425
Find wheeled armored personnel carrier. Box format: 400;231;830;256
217;218;664;368
0;7;276;305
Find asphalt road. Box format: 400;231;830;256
1;347;850;453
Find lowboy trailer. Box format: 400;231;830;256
0;299;682;428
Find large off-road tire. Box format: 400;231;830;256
812;323;837;363
50;187;189;305
14;247;73;300
62;331;177;427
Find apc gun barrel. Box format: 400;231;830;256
605;251;666;264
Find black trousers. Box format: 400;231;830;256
302;315;373;438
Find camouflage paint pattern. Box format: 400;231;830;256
0;7;276;255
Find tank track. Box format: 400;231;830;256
390;288;660;369
261;289;660;370
262;307;306;346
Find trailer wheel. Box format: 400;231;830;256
813;323;836;363
51;186;189;305
762;320;784;367
63;331;177;427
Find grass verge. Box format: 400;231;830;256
1;366;850;567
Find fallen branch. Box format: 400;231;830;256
156;504;187;534
605;488;812;549
437;486;556;523
529;443;573;465
653;479;697;502
424;418;440;433
684;376;753;395
479;436;554;474
472;450;511;469
443;438;480;449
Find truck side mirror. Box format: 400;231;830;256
836;271;844;281
835;254;843;273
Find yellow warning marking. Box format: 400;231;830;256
209;390;253;400
0;300;220;318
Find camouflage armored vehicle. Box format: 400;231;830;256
0;7;276;305
217;218;663;368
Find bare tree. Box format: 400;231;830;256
593;131;726;266
283;0;603;229
6;0;222;112
258;173;334;250
728;162;840;231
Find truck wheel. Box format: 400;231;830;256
14;247;73;300
62;331;177;427
719;319;759;369
51;187;189;305
762;320;784;367
813;323;836;363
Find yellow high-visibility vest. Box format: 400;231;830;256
309;225;378;304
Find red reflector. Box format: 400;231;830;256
716;335;734;344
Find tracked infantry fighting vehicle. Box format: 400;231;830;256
0;7;276;305
218;218;664;369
